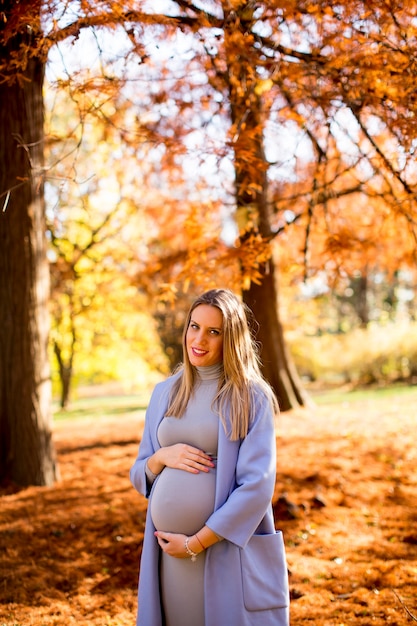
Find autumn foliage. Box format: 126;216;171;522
3;0;415;283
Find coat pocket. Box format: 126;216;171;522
240;531;289;611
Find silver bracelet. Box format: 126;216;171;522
184;536;198;562
145;461;159;481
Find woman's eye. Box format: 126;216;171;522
210;329;220;335
190;323;199;330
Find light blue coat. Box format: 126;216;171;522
130;373;290;626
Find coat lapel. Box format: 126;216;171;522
214;420;240;510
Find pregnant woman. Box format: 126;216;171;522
130;289;290;626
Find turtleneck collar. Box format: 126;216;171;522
195;362;223;381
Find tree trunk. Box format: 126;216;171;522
243;265;311;411
355;273;369;328
54;340;74;409
0;2;59;486
60;369;72;410
224;4;308;410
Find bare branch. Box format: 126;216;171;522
392;589;417;622
349;103;416;199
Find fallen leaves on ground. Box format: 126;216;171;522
1;391;416;625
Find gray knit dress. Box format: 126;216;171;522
149;363;221;626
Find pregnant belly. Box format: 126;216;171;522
150;467;216;535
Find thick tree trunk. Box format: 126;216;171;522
243;266;311;411
224;4;308;411
0;2;59;486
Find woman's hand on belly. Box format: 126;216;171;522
151;443;214;475
155;530;201;559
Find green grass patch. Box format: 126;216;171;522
53;383;417;422
311;383;417;406
53;392;150;421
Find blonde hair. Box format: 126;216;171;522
166;289;279;440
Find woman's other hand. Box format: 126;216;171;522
154;531;202;559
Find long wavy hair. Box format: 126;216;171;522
166;289;279;440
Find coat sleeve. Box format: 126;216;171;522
129;377;172;498
205;388;277;548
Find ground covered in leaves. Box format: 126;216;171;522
1;387;416;625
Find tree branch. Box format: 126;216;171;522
392;589;417;622
349;102;416;198
43;10;199;53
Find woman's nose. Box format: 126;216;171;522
196;329;206;344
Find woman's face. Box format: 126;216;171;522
186;304;224;367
